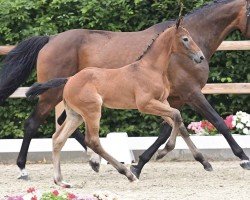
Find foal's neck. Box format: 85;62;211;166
140;28;174;74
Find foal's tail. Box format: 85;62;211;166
0;36;50;105
26;78;68;100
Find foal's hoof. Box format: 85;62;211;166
89;159;100;173
203;162;213;172
240;160;250;170
156;150;167;160
17;169;29;180
54;180;72;188
130;165;141;179
128;173;139;183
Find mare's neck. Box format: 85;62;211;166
183;0;245;59
151;0;245;60
140;29;174;73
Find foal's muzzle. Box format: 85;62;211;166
192;51;205;64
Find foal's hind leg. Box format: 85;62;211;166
57;110;101;172
53;108;83;188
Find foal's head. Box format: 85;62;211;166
170;18;205;64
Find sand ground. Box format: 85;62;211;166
0;161;249;200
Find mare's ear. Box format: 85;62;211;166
176;17;183;29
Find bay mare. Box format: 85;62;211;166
26;23;207;187
0;0;250;179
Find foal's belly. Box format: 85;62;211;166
102;93;137;110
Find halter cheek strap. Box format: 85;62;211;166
245;1;250;35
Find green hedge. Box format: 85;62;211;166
0;0;249;138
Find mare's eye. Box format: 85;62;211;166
183;37;189;42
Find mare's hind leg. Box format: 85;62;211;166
155;116;180;159
53;107;83;188
17;91;61;179
84;104;137;182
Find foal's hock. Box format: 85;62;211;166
27;22;205;187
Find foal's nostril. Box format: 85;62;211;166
200;56;205;61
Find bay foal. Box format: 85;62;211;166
27;21;205;187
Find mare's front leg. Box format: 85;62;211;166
130;123;172;178
188;91;250;169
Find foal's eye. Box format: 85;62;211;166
183;37;189;42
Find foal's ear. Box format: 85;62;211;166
176;17;183;29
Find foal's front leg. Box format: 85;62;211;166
137;99;212;170
137;99;182;151
84;109;137;182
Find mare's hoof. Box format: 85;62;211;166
204;163;213;172
89;159;100;173
17;174;29;180
130;165;141;179
240;160;250;170
54;180;71;188
17;169;29;180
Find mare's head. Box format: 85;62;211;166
231;0;250;38
171;18;205;64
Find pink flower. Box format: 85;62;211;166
52;190;59;196
67;193;77;199
31;196;37;200
27;188;36;193
7;196;24;200
201;120;215;132
224;115;234;129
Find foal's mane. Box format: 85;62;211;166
136;30;165;61
136;0;236;61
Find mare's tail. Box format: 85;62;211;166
0;36;50;104
26;78;68;100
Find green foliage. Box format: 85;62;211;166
0;0;249;138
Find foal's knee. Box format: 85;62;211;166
172;109;182;125
165;140;175;152
85;136;100;150
52;135;64;152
